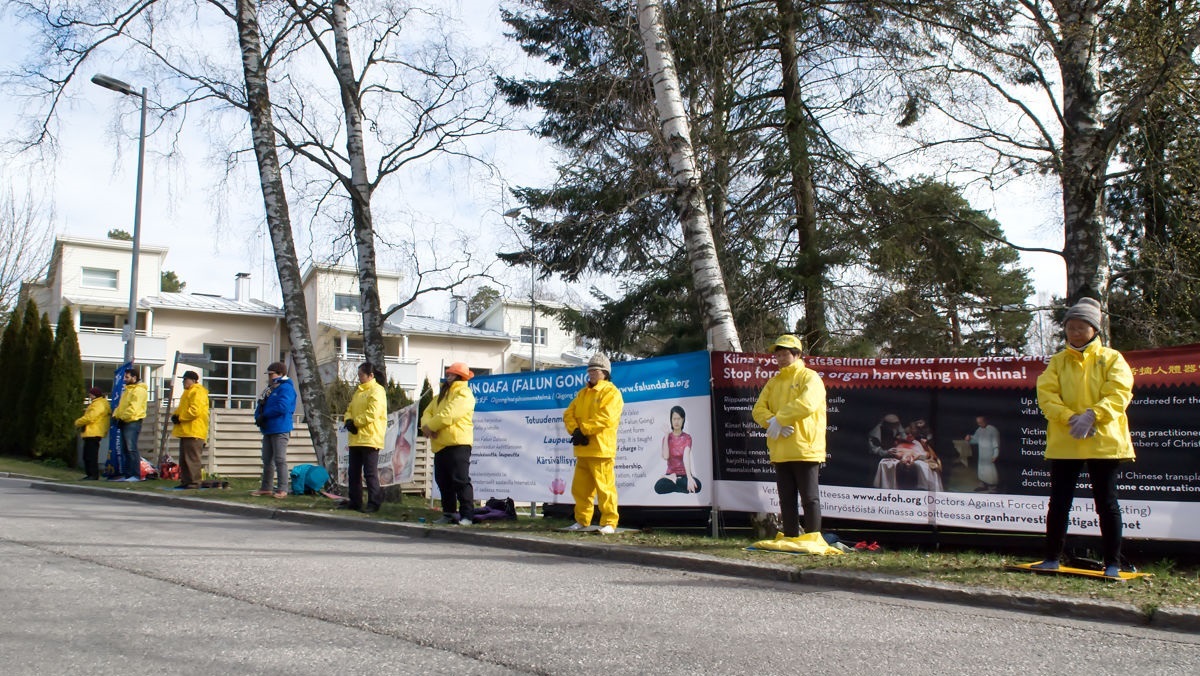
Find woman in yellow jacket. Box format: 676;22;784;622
752;334;827;537
342;362;388;513
563;353;624;534
1033;298;1135;578
171;371;210;490
420;362;477;525
75;387;111;480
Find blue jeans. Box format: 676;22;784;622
121;420;143;478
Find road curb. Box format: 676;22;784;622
27;478;1195;632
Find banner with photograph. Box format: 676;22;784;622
336;403;417;488
465;351;713;506
711;346;1200;541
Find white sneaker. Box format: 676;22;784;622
457;518;473;526
564;522;586;531
598;525;616;535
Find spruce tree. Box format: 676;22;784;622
0;310;24;456
34;308;84;464
417;377;433;432
4;300;40;456
21;312;56;456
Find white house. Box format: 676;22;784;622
471;297;594;372
23;237;285;407
24;237;595;405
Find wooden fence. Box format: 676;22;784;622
138;408;433;496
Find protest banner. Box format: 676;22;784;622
710;347;1200;541
466;352;713;506
336;403;416;488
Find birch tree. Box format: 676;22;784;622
0;182;53;322
635;0;740;351
233;0;337;467
889;0;1200;306
276;0;505;381
9;0;339;465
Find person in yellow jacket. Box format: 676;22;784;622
342;362;388;513
563;353;624;534
75;387;111;480
1033;297;1135;578
420;362;477;525
170;371;210;490
752;334;827;538
111;367;148;481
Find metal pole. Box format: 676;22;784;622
124;87;148;364
530;260;536;372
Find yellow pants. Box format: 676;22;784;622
572;456;619;528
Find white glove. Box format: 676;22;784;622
780;425;795;438
1069;409;1096;439
766;417;783;440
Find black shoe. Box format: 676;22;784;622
80;476;97;481
336;502;359;510
360;504;380;514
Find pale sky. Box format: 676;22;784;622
1;1;1067;323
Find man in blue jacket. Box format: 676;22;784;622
252;361;298;498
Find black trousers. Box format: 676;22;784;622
82;437;101;479
347;446;384;510
775;460;821;537
434;445;475;518
1043;458;1123;566
653;475;703;494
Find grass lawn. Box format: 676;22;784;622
4;456;1199;613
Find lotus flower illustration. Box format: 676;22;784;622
550;476;566;495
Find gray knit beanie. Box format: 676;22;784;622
1063;297;1103;331
587;352;611;375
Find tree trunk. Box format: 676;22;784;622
774;0;826;353
1056;1;1108;304
235;0;336;470
635;0;742;352
330;0;388;383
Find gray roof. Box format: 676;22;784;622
141;293;284;317
320;315;510;341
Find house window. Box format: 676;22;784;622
82;267;119;290
334;293;360;313
79;313;119;330
203;344;259;409
520;326;547;346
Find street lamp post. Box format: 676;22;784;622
91;74;147;366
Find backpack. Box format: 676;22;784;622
289;464;330;495
472;497;518;522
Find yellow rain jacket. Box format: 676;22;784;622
345;379;387;449
752;359;827;463
113;382;148;422
563;379;624;459
172;383;210;440
75;398;112;438
1036;340;1135;461
419;379;475;453
751;532;843;556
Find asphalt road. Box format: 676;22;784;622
3;477;1199;676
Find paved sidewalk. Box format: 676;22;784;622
23;476;1200;633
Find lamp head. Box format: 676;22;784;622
91;74;139;97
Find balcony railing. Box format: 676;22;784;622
76;328;169;365
320;353;420;389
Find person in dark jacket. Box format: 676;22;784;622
252;361;298;498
